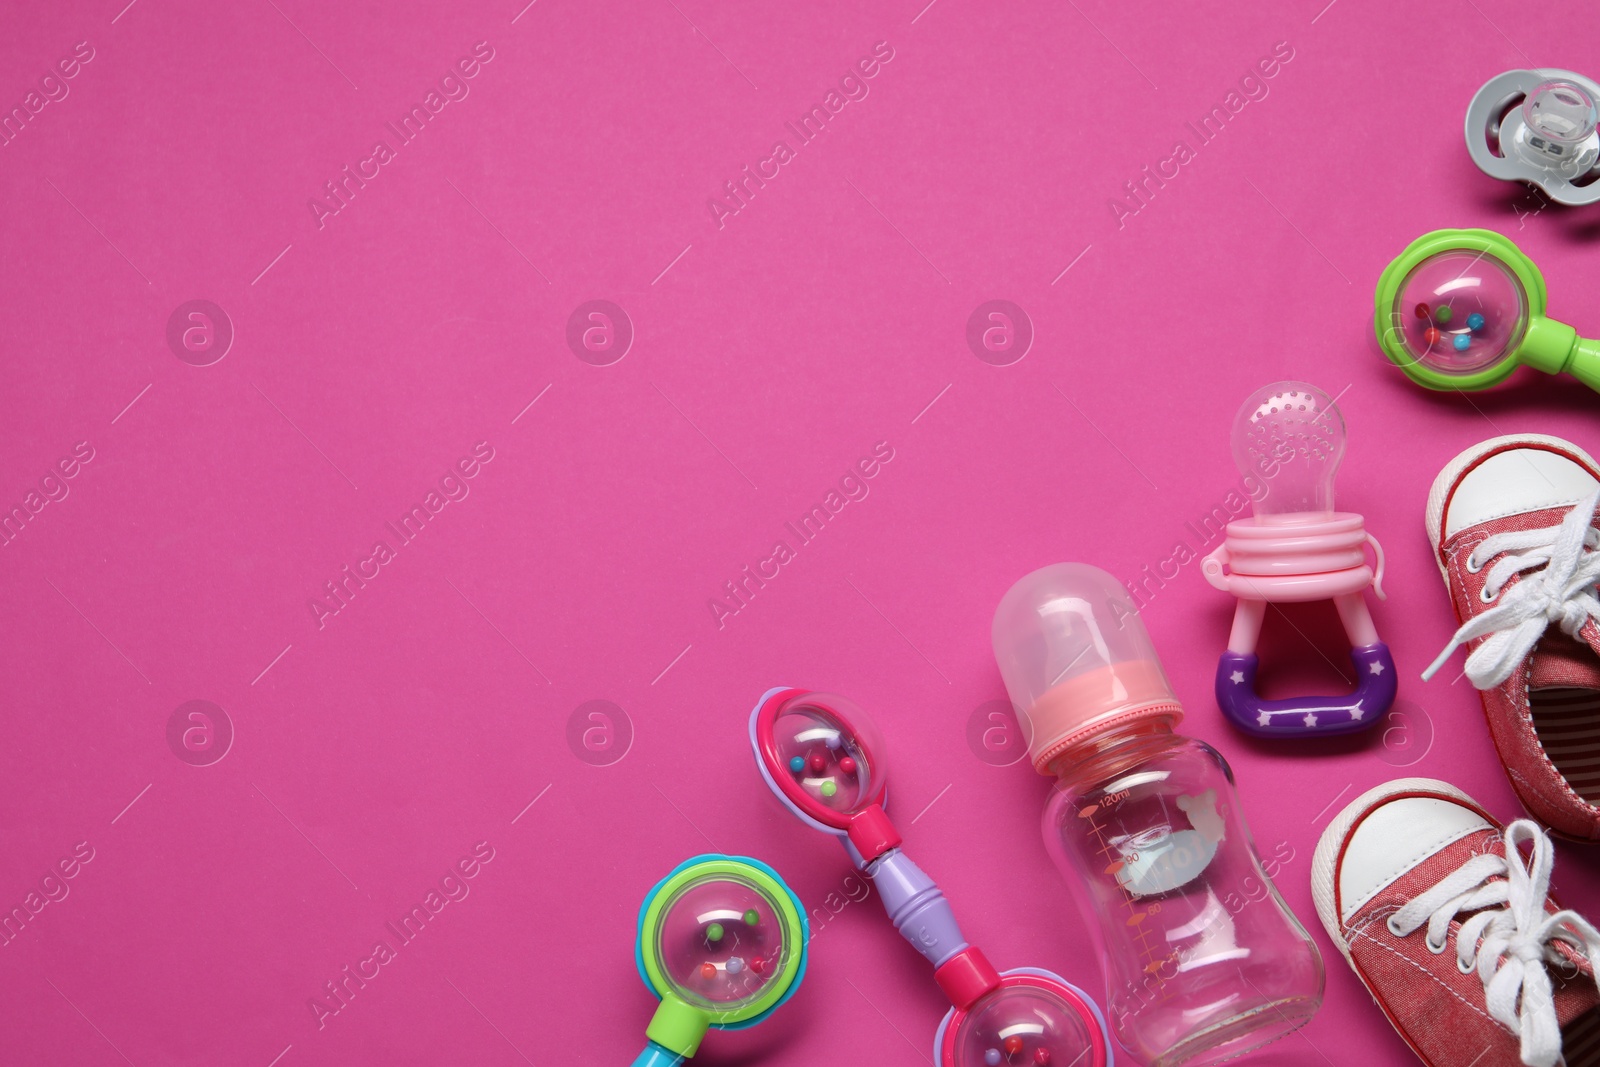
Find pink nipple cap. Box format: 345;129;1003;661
992;563;1182;774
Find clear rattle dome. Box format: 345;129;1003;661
952;982;1104;1067
1391;251;1529;377
650;873;791;1011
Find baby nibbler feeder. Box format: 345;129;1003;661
1202;382;1395;737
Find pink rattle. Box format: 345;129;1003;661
749;687;1114;1067
1202;382;1396;737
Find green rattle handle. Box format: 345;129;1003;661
1567;335;1600;394
1519;317;1600;394
644;994;710;1059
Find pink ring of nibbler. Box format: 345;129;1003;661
1202;513;1384;601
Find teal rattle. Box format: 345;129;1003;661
631;854;808;1066
1375;228;1600;392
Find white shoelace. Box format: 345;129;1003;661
1422;487;1600;688
1387;820;1600;1067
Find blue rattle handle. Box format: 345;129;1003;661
630;1041;686;1067
863;847;970;969
1215;642;1397;737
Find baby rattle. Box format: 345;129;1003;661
749;687;1113;1067
1376;227;1600;393
630;853;808;1067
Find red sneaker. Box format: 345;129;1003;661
1424;434;1600;840
1312;778;1600;1066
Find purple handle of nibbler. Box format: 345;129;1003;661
866;849;968;969
1216;641;1396;738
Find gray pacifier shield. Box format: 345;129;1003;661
1466;68;1600;205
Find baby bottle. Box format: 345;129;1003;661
991;563;1323;1067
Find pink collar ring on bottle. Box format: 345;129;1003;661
1201;382;1397;737
750;687;1114;1067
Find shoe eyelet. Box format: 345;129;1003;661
1386;915;1406;937
1479;585;1497;604
1426;936;1447;954
1465;555;1483;574
1457;955;1475;974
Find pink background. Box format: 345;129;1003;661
4;0;1600;1063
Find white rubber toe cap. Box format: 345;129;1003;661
1311;778;1493;961
1446;447;1599;541
1335;796;1490;924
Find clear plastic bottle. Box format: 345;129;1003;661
992;563;1323;1067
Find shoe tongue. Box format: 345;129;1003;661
1530;630;1600;691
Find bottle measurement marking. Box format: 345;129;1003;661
1079;797;1180;982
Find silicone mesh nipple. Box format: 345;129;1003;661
1229;382;1344;521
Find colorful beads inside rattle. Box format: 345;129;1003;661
784;731;864;808
726;956;744;975
744;908;760;925
1418;303;1488;354
982;1036;1049;1065
706;922;724;943
700;962;718;979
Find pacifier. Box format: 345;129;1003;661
750;687;1113;1067
1202;382;1396;737
631;854;808;1067
1466;69;1600;204
1375;228;1600;392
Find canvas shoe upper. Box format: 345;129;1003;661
1424;435;1600;840
1312;778;1600;1067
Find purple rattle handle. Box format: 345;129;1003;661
866;849;968;968
1216;641;1397;738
